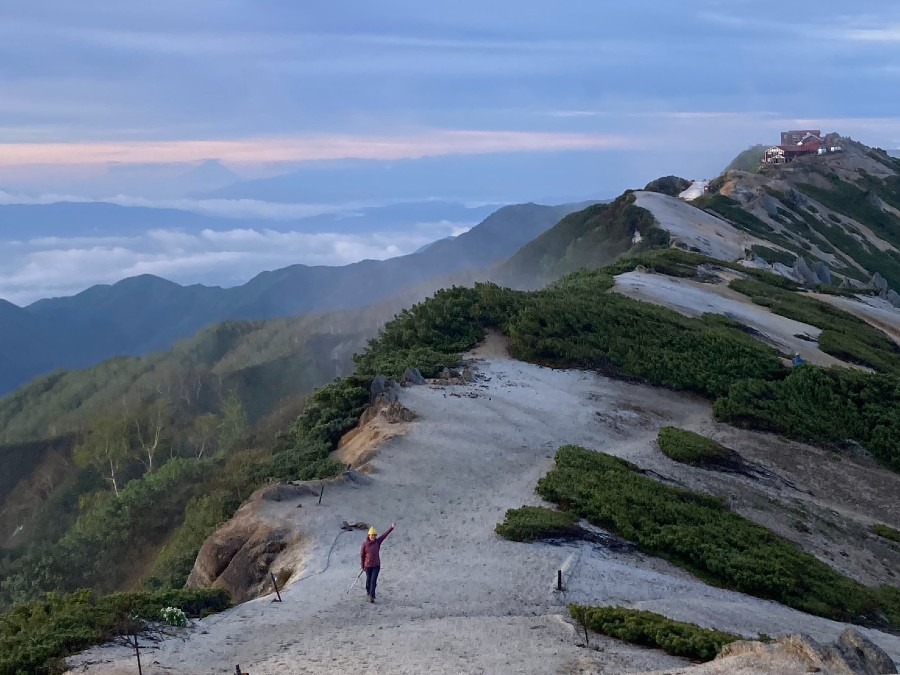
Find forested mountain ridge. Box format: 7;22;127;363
0;201;584;395
4;135;900;673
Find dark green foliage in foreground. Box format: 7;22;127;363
495;506;581;542
539;445;900;628
0;588;229;675
657;427;729;466
729;278;900;375
569;606;739;661
873;523;900;544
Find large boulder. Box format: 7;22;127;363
794;257;820;286
887;289;900;308
716;629;896;674
760;194;780;217
870;272;890;295
187;518;294;603
402;367;426;385
812;260;832;286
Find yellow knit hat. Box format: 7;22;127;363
368;527;377;536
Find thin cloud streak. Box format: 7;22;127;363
0;130;639;167
0;221;475;305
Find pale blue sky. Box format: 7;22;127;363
1;1;899;303
1;2;897;155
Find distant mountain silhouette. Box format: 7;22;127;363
0;201;584;394
0;199;499;238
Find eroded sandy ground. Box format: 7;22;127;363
633;191;769;261
67;338;900;675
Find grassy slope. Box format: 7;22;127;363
494;193;668;289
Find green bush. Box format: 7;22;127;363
0;588;229;675
353;286;487;379
507;276;783;398
873;523;900;544
644;176;691;197
714;366;900;472
657;427;729;466
495;506;581;542
538;445;900;628
602;248;711;278
1;459;215;604
569;605;739;661
728;278;900;375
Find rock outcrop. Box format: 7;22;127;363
711;629;897;675
186;516;295;603
402;367;426;385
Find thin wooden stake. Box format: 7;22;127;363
270;572;282;602
557;569;563;591
318;485;324;504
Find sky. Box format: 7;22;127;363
2;1;900;303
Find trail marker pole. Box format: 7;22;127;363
270;572;282;602
318;485;324;505
557;569;563;591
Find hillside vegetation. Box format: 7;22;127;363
532;445;900;628
0;202;578;396
495;192;668;289
702;140;900;291
4;136;900;671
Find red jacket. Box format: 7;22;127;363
360;526;394;569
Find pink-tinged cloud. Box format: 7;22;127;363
0;130;639;167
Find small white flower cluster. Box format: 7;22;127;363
160;606;188;627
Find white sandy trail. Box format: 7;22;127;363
67;348;900;674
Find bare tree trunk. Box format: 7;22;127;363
109;459;119;497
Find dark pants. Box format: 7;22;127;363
365;566;380;598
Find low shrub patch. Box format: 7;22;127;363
539;445;900;628
495;506;581;542
873;523;900;544
0;588;230;675
714;366;900;472
657;427;729;466
569;605;739;661
728;278;900;376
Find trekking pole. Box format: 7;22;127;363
347;569;364;593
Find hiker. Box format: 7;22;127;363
360;522;395;603
792;352;805;366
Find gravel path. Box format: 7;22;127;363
66;341;900;674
